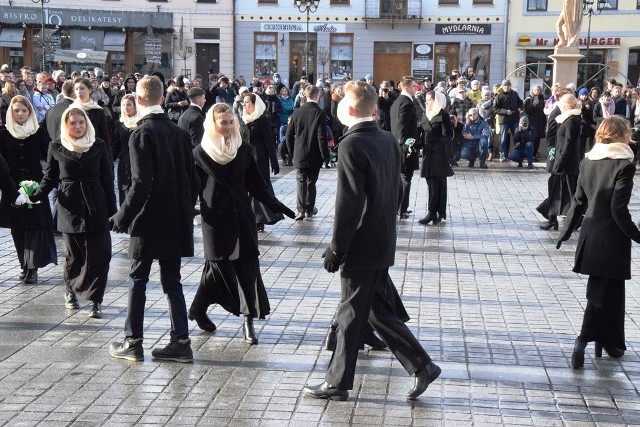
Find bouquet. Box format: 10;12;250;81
18;180;41;209
404;138;416;157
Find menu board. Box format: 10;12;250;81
144;36;162;65
45;34;62;63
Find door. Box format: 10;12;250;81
196;43;219;80
628;49;640;87
373;42;411;85
289;39;316;83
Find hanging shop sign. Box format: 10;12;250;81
435;24;491;36
413;44;433;61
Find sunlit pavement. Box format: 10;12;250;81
1;159;640;425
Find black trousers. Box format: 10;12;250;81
62;231;111;303
579;275;626;350
399;172;413;215
426;177;447;217
325;268;431;390
295;167;320;214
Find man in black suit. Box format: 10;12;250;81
109;76;199;363
390;76;420;218
178;87;206;148
286;85;329;220
44;79;75;141
303;80;441;402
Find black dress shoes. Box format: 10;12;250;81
303;382;349;401
188;310;217;332
407;362;442;400
540;215;559;231
594;342;624;358
362;329;387;350
24;269;38;284
88;301;102;319
418;213;438;225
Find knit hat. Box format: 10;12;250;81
578;88;589;96
501;79;511;86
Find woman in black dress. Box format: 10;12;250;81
241;93;283;232
419;90;453;225
72;77;109;145
0;95;57;283
557;116;640;369
112;94;137;205
189;103;294;344
30;107;116;318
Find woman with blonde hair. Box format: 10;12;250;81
189;103;294;343
557;115;640;369
112;94;138;205
0;95;56;283
72;77;109;144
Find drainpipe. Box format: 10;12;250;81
232;0;236;76
503;0;510;81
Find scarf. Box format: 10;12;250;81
120;112;139;129
5;98;39;140
555;108;582;124
201;106;242;165
242;95;266;124
426;91;447;121
600;98;615;118
137;104;165;118
586;142;634;161
60;107;96;153
72;98;104;111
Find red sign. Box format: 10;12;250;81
534;37;621;46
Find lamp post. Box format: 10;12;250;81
294;0;320;81
582;0;607;62
31;0;51;72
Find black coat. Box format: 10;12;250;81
111;113;199;260
420;110;454;178
31;138;116;233
44;97;73;141
553;113;582;176
112;121;134;194
331;121;402;271
523;94;546;138
285;102;329;169
560;158;640;279
194;143;283;261
494;90;523;125
0;126;51;229
177;105;205;148
390;94;420;173
580;100;597;138
247;114;279;175
377;95;394;132
85;107;110;147
164;89;189;119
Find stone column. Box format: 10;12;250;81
549;45;584;86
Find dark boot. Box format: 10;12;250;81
418;212;438;225
19;268;27;281
24;268;38;284
188;309;216;332
243;316;258;345
571;338;588;369
539;215;558;230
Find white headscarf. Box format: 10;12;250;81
241;94;266;124
586;142;635;161
200;103;243;165
5;96;39;140
60;107;96;153
426;91;447;121
119;94;139;129
71;98;104;111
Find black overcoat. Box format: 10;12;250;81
420;110;454;179
523;94;546;138
31;138;116;233
177;105;205;148
85;107;110;147
194;143;283;261
112;121;133;194
111;113;199;260
285;102;329;169
332;121;402;271
390;94;420;173
560;158;640;279
0;126;50;229
247;114;279;175
553;114;582;176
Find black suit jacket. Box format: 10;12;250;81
285;101;329;169
44;97;74;141
331;121;402;271
178;105;205;148
560;157;640;279
390;94;419;172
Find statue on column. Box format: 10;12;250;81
556;0;583;47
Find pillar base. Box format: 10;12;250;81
549;46;584;86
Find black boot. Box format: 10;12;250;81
243;316;258;345
188;309;217;332
24;268;38;284
571;338;588;369
418;212;438;225
594;342;624;358
540;215;558;230
19;268;27;281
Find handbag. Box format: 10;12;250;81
168;109;181;121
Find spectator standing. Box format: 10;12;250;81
494;79;523;162
164;76;189;123
112;94;138;205
579;87;597;155
32;79;55;123
523;84;546;159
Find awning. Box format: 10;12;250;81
0;28;24;48
103;31;126;52
53;49;108;64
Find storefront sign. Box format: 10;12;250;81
260;23;346;33
518;34;622;47
435;24;491;36
145;36;162;65
413;70;433;81
0;6;172;29
413;44;433;61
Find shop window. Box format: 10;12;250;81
434;43;459;81
330;34;353;80
527;0;547;11
439;0;458;4
132;31;172;78
469;45;490;84
254;33;277;78
603;0;617;9
194;28;220;40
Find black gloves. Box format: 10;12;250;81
272;164;280;175
109;216;126;233
322;247;345;273
272;201;295;219
556;233;570;249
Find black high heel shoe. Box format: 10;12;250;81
594;342;625;358
540;216;559;231
418;212;438;225
572;338;588;369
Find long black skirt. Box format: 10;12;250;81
548;174;577;216
193;257;270;319
578;275;626;350
62;231;111;303
11;227;57;269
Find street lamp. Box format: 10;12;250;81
294;0;320;81
582;0;608;61
31;0;52;72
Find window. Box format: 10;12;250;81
254;33;277;78
434;43;459;80
194;28;220;40
439;0;458;4
602;0;617;9
258;0;277;3
330;34;353;80
527;0;547;11
330;0;349;3
196;0;217;3
473;0;493;3
469;45;490;83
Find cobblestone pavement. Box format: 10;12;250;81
1;161;640;426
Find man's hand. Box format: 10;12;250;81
109;216;126;233
272;164;280;175
322;247;346;273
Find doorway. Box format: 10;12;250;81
373;42;411;85
289;37;317;83
196;43;219;81
628;49;640;87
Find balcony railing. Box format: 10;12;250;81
365;0;423;21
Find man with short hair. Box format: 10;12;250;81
286;85;329;220
178;87;206;148
303;80;440;402
451;88;475;124
494;79;523;162
461;108;491;168
109;76;199;363
215;77;236;106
